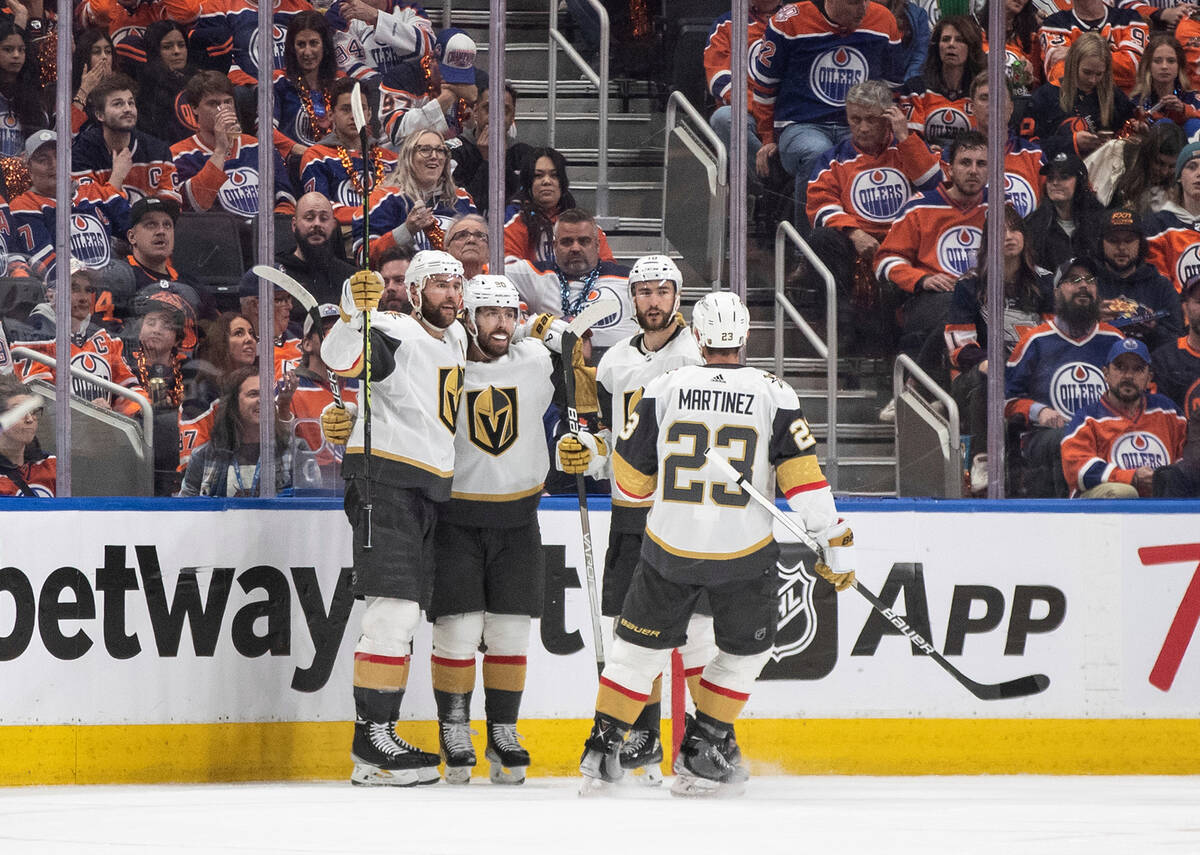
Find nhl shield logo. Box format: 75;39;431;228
808;46;868;107
849;167;909;222
935;225;982;276
759;542;839;681
467;385;518;456
438;366;464;433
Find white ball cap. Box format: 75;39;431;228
691;290;750;349
404;250;464;290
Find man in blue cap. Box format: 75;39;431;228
1060;337;1187;498
378;27;488;144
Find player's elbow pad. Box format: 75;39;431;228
786;484;837;535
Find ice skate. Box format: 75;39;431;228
578;715;627;796
350;720;441;787
485;721;530;785
439;719;477;785
670;714;749;799
619;728;664;786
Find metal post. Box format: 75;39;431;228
729;0;748;300
54;0;72;496
488;0;507;273
257;0;277;496
985;0;1006;498
548;2;558;149
591;0;609;219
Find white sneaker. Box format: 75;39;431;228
969;454;988;494
879;397;896;423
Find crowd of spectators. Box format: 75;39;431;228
703;0;1200;497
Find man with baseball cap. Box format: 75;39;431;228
377;26;487;144
1146;141;1200;292
1061;337;1187;497
1095;207;1183;351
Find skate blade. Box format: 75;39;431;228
350;764;422;787
670;773;746;799
623;765;663;787
443;764;474;785
488;763;527;785
578;774;616;797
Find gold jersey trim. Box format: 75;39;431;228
450;483;545;502
645;528;773;561
777;455;825;494
344;447;453;478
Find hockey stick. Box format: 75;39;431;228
702;448;1051;701
558;296;620;678
0;395;42;432
352;82;374;550
251;264;344;408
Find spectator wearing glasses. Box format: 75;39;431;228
0;374;53;497
357;127;477;264
444;214;489;280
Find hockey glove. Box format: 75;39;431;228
813;521;856;592
519;313;570;353
556;431;609;477
320;402;356;445
349;270;384;312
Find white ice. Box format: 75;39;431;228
0;776;1196;855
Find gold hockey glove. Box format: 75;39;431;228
556;431;608;475
349;270;384;311
814;522;856;592
321;404;354;445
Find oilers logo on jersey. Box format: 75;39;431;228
218;167;260;217
582;284;625;331
1050;362;1106;416
70;351;112;401
1111;431;1171;470
248;24;288;76
70;214;111;269
849;167;910;222
438;365;464;433
809;46;868;107
1175;243;1200;288
936;225;982;276
1003;173;1039;218
466;385;518;456
923;107;971;145
173;92;199;132
334;178;364;211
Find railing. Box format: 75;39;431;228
662;90;728;289
548;0;610;220
13;347;154;452
774;221;837;491
893;354;960;496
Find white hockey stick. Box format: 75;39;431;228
703;448;1050;701
0;395;42;432
559;295;620;677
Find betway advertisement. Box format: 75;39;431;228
1;503;1197;724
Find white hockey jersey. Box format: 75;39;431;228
613;363;828;583
322;297;467;500
596;324;703;508
443;339;555;526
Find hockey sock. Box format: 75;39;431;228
432;655;476;698
353;653;409;721
685;669;705;704
694;676;750;724
695;709;734;737
632;699;661;733
483;654;526;723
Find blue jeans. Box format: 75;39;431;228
778;121;851;226
709;105;763;188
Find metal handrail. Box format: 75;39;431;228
13;347;154;455
774;221;837;491
548;0;609;218
663;90;728;288
892;354;960;493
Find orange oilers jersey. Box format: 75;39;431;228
0;455;56;497
285;372;358;467
1145;203;1200;292
191;0;313;86
1177;18;1200;91
1061;392;1186;496
501;206;615;267
943;132;1044;218
874;185;986;294
17;329;147;419
899;86;973;148
178;402;215;472
75;0;200;67
807;132;942;237
1038;7;1148;93
703;7;776;105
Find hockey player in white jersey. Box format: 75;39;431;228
554;254;710;784
578;291;856;798
319;250;468;787
427;274;556;786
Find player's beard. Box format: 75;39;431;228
420;299;458;329
294;228;335;267
1055;290;1099;338
636;306;673;332
477;332;510;359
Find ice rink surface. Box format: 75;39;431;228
1;775;1197;854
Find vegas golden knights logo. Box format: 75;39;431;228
467;386;519;456
438;366;464;433
622;386;644;430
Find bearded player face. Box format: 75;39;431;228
473;305;518;358
632;278;677;332
416;273;463;329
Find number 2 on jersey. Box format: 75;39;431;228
662;422;757;507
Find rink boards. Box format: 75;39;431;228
1;496;1199;784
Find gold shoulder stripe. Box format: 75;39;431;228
777;455;826;495
612;450;656;500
